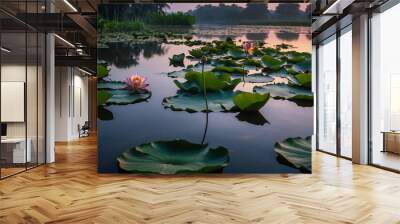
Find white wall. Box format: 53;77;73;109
54;67;89;141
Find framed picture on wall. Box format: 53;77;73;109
97;3;313;174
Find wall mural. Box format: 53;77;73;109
97;3;313;174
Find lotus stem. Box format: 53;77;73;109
201;58;209;145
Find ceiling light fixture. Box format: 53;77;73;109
54;34;75;48
1;47;11;53
63;0;78;12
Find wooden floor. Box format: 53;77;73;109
1;135;400;224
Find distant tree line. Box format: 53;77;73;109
189;3;311;26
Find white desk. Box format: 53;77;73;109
1;138;31;163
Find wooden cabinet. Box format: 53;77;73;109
382;132;400;154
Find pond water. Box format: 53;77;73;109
98;25;313;173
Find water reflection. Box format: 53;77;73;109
276;31;299;41
236;111;269;126
98;42;167;68
246;32;269;41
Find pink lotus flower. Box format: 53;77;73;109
242;42;254;55
124;75;149;93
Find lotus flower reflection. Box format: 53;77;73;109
125;75;149;93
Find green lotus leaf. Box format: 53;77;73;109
174;71;240;93
267;69;300;85
261;55;284;71
106;89;151;105
253;83;313;103
244;73;274;83
233;92;270;112
189;49;205;59
274;136;311;173
163;91;236;113
253;48;264;57
285;51;307;63
211;58;242;67
261;47;279;56
167;63;215;78
214;41;238;53
212;66;247;74
289;60;311;74
169;53;185;67
97;64;110;79
98;81;126;90
228;49;246;59
242;58;262;67
293;73;312;89
117;139;230;174
97;90;112;106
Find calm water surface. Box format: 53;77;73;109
98;25;313;173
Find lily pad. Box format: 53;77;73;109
274;136;311;173
242;58;262;67
228;49;246;59
174;71;240;93
233;92;270;112
243;73;274;83
98;81;126;90
166;63;215;78
211;58;241;67
97;64;110;79
293;73;311;89
169;53;185;67
212;66;247;74
288;60;311;74
285;51;307;63
117;139;230;174
163;91;236;113
266;68;300;85
107;89;151;105
189;49;204;59
97;90;112;106
253;84;313;102
261;55;284;71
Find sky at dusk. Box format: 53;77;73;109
167;3;309;13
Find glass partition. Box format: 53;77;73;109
0;2;46;179
370;3;400;171
339;26;352;158
317;35;337;154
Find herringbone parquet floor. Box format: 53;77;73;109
0;135;400;224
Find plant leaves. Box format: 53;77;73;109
235;111;269;126
97;90;112;106
117;139;230;174
174;71;240;93
261;55;284;71
97;64;110;79
212;66;247;74
233;92;270;112
274;136;311;173
293;73;311;89
228;49;246;59
98;81;126;90
253;83;313;103
106;89;151;105
163;91;236;113
169;53;185;67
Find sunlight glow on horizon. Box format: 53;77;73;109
167;3;309;13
